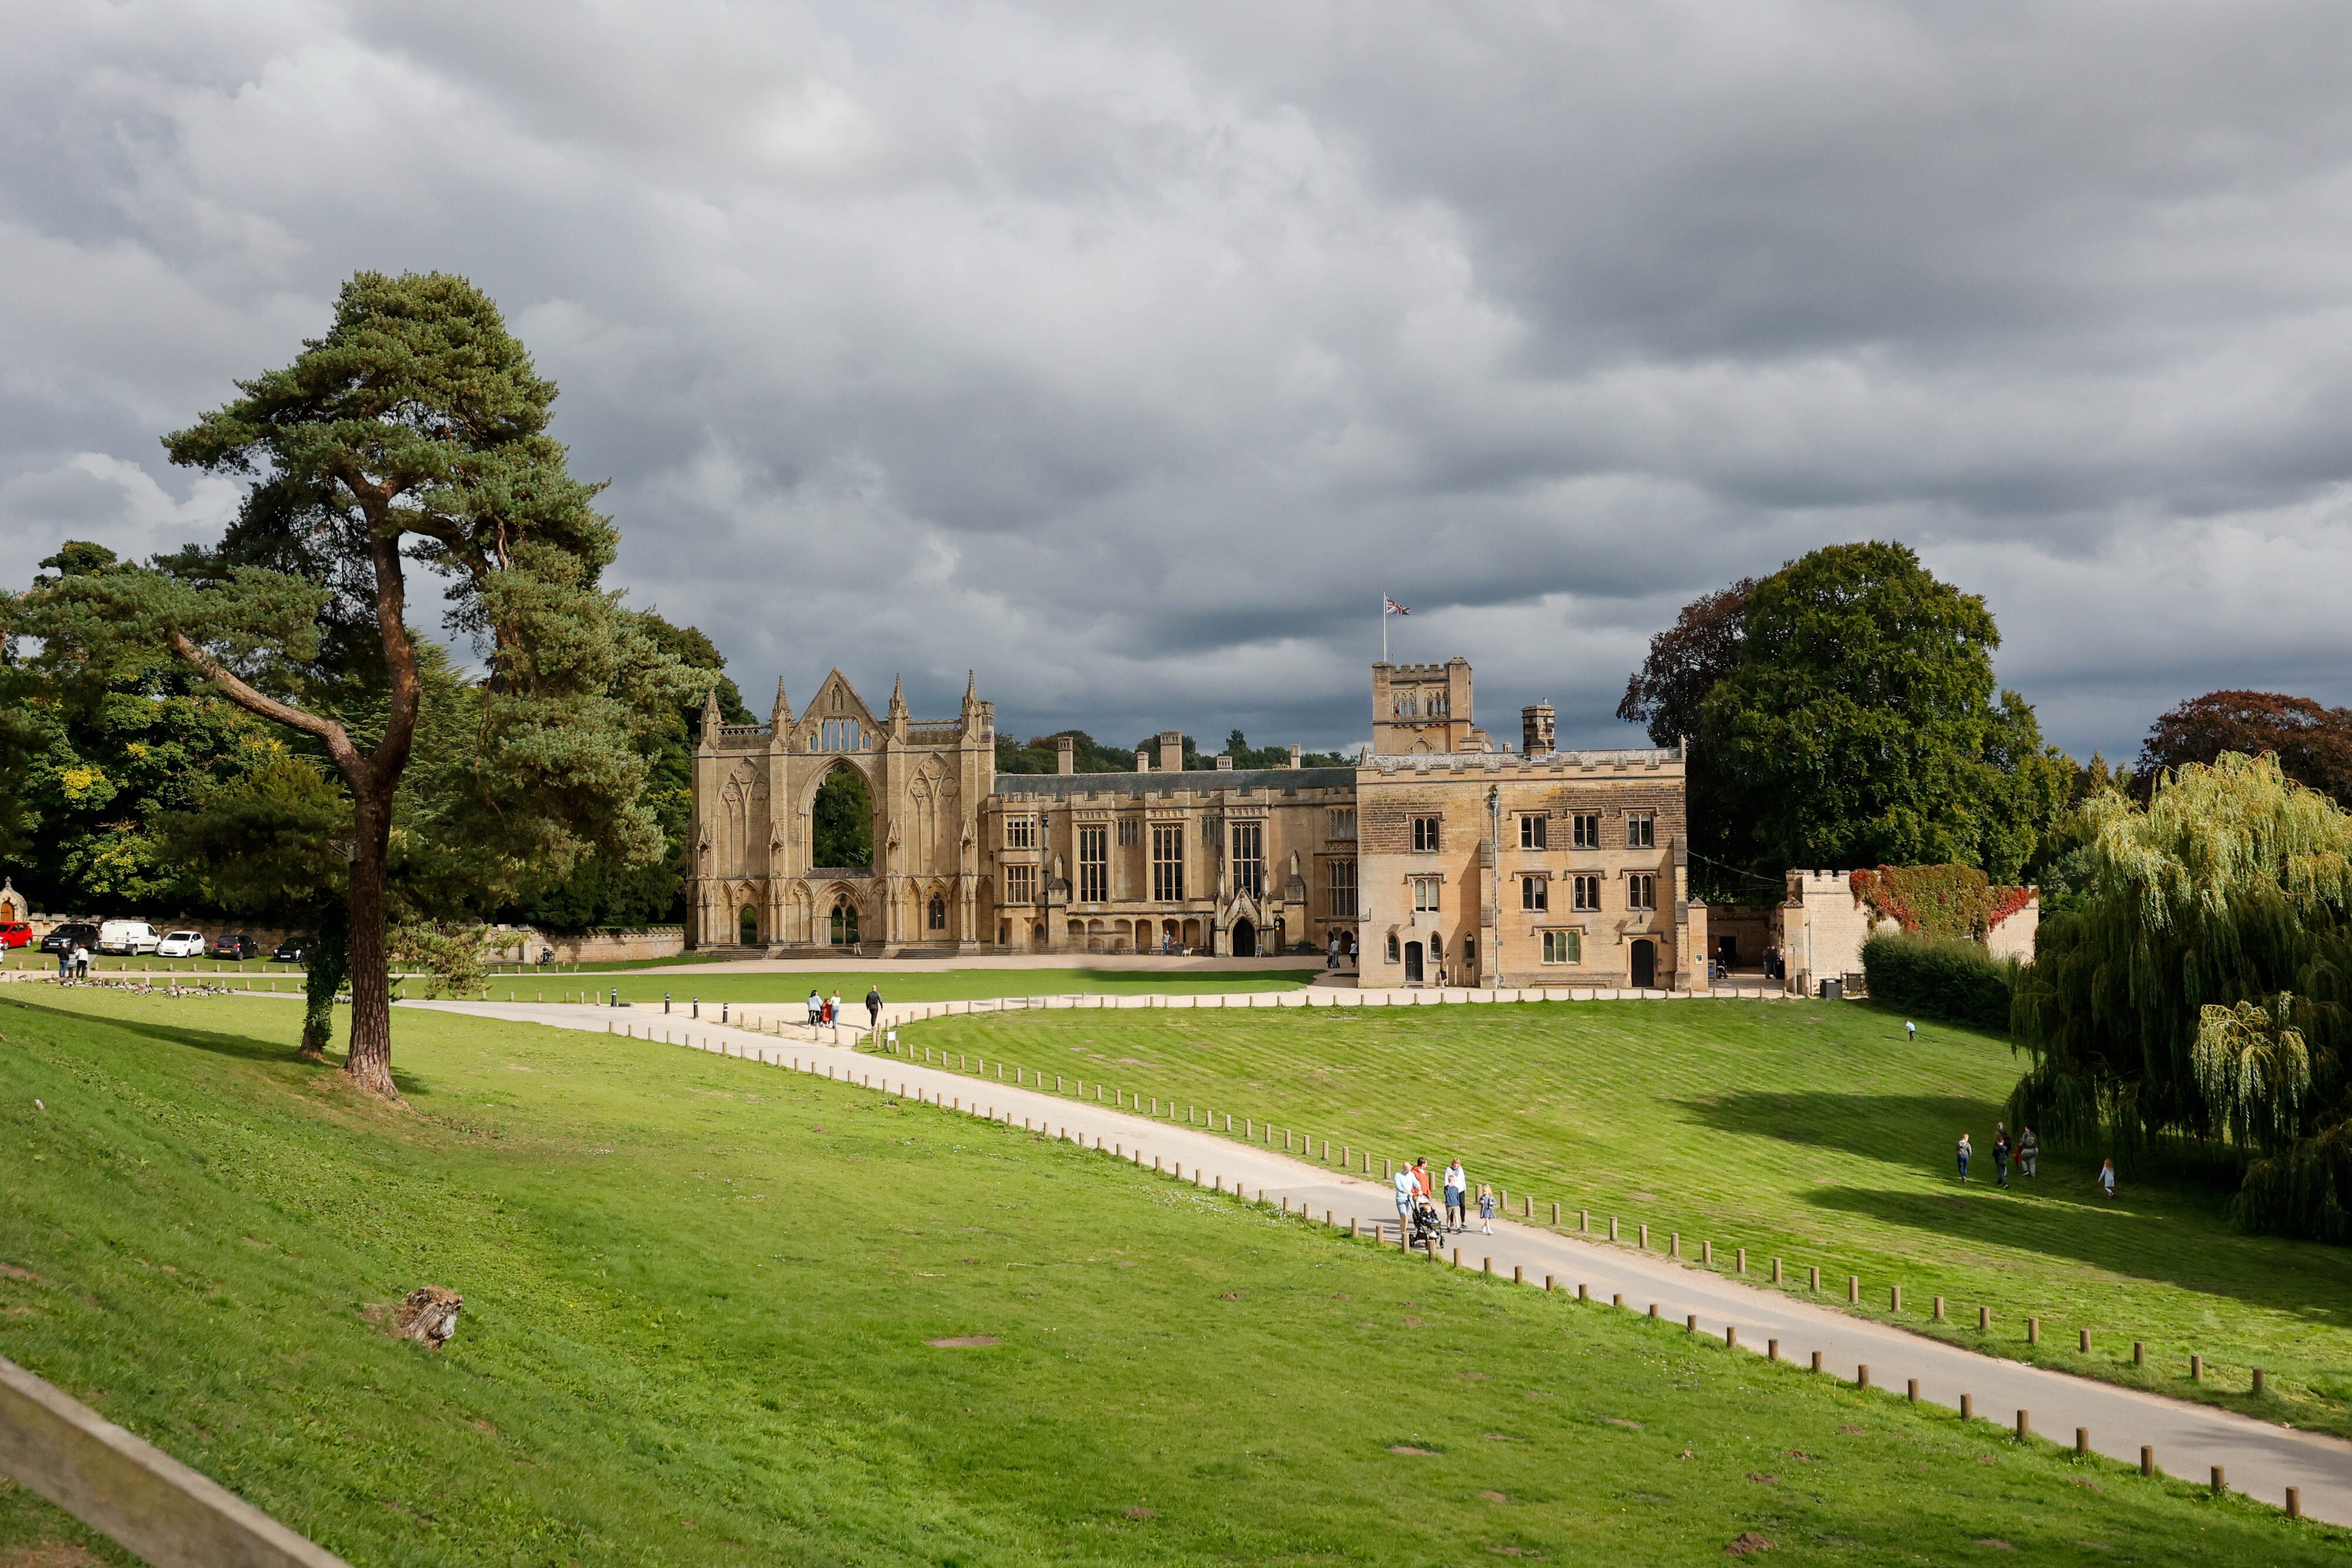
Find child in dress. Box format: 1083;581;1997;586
1476;1182;1497;1235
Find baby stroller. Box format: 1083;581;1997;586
1406;1191;1446;1252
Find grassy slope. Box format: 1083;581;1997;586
894;998;2352;1440
0;995;2333;1566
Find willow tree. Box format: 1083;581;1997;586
2012;751;2352;1238
18;272;700;1098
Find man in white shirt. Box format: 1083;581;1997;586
1442;1160;1468;1231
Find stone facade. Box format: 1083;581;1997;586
689;655;1699;987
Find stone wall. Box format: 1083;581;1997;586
490;927;686;964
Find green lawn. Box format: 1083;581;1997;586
475;967;1316;1007
1;992;2334;1565
886;998;2352;1442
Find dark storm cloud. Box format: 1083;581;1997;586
6;1;2352;758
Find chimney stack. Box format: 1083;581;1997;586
1215;753;1234;770
1056;735;1075;775
1135;748;1151;772
1288;744;1302;769
1522;701;1556;757
1158;730;1184;774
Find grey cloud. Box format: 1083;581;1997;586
6;0;2352;764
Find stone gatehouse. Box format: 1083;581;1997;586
690;656;1700;989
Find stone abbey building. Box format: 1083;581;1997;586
690;656;1700;989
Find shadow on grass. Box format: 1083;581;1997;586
0;993;431;1098
1677;1089;2352;1320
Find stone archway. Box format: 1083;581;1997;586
828;895;861;947
1230;917;1257;958
1631;938;1656;989
810;762;876;871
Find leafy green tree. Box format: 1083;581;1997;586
2012;752;2352;1238
1691;542;2070;884
1617;579;1757;896
811;768;874;868
14;271;701;1098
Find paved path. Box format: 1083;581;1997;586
419;997;2352;1527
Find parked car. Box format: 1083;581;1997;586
273;935;312;962
209;932;260;961
96;919;161;956
40;922;98;956
156;930;208;959
0;922;31;950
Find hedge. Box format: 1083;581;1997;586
1860;931;2016;1032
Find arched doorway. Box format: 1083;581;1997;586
829;898;860;946
1231;917;1257;958
1404;940;1425;984
738;905;759;947
811;764;874;870
1631;939;1656;989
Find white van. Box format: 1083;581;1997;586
96;920;161;956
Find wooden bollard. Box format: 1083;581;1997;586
1906;1378;1919;1402
1513;1265;1523;1284
1933;1295;1945;1321
2134;1340;2145;1367
1544;1274;1555;1291
2253;1368;2266;1396
1809;1265;1820;1292
1702;1240;1713;1266
1348;1217;1359;1237
1669;1233;1681;1259
1890;1285;1902;1312
1857;1364;1870;1390
1960;1394;1974;1420
1639;1223;1650;1250
1772;1258;1783;1285
1978;1306;1991;1331
2211;1465;2226;1495
2191;1354;2203;1382
1686;1313;1697;1333
1612;1293;1623;1308
2016;1409;2030;1439
2140;1446;2154;1477
2027;1317;2040;1345
2075;1427;2089;1457
1810;1350;1823;1373
1578;1283;1589;1301
1551;1202;1561;1225
1847;1275;1859;1303
1483;1257;1493;1275
1609;1217;1619;1242
1768;1339;1780;1362
2287;1486;2302;1519
1735;1247;1749;1273
2079;1329;2091;1353
1579;1209;1589;1233
1452;1248;1462;1268
1726;1325;1739;1349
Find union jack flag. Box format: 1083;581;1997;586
1384;597;1411;615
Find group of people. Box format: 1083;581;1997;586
54;944;90;980
1391;1156;1497;1235
1323;933;1360;971
1955;1122;2114;1196
805;985;886;1029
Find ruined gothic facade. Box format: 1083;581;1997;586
689;656;1702;989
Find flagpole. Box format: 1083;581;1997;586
1381;595;1387;663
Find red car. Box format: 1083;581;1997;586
0;922;31;950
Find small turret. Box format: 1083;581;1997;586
771;678;792;730
700;684;723;741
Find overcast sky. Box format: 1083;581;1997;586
8;2;2352;758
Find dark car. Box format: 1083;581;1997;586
40;922;98;956
210;932;260;961
272;935;311;963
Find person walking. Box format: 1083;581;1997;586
2018;1125;2039;1179
2099;1158;2117;1199
1905;1019;1917;1043
1442;1159;1468;1231
865;985;882;1029
74;942;89;980
1956;1131;1972;1183
1993;1124;2011;1189
1409;1157;1434;1211
1392;1162;1418;1235
1476;1182;1497;1235
828;989;844;1027
56;945;69;981
806;988;821;1027
1327;934;1341;971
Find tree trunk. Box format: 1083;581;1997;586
298;912;349;1062
341;787;399;1099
